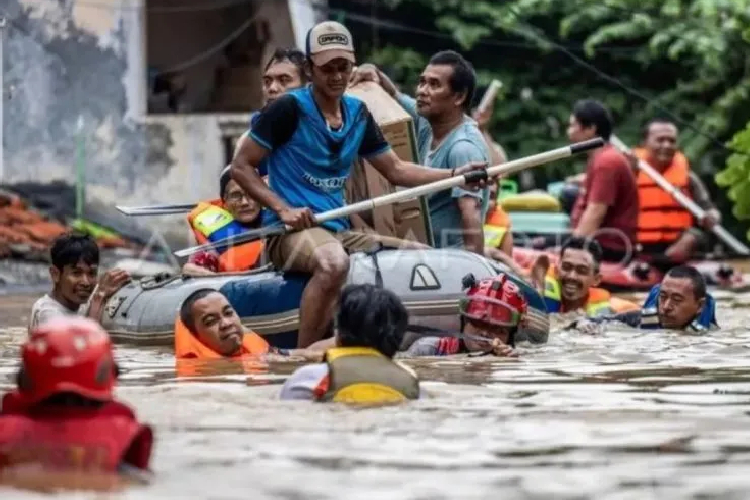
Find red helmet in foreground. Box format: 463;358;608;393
459;273;528;327
19;317;117;404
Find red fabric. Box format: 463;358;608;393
571;144;638;251
188;250;220;273
436;337;461;356
0;395;153;471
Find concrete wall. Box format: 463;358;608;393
1;0;320;248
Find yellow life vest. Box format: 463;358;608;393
317;347;419;405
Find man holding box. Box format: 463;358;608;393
350;51;491;254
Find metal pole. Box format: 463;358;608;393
0;17;6;183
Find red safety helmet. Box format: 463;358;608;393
459;273;527;327
18;317;118;404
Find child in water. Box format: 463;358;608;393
0;317;153;489
279;283;419;404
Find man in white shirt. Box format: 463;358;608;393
28;233;131;332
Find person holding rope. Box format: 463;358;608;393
230;21;490;348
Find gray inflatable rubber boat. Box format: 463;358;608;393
100;248;549;348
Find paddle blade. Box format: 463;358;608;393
117;204;196;216
173;223;287;258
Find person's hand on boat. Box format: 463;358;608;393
279;207;316;230
490;338;518;358
348;64;381;86
699;209;721;230
575;318;603;335
96;269;131;299
453;161;491;190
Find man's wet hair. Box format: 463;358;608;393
180;288;218;334
428;50;476;112
561;236;602;270
571;99;613;140
265;47;307;83
665;265;706;300
50;232;99;270
641;117;676;140
335;284;408;358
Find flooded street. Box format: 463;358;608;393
2;293;750;499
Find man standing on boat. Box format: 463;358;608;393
630;118;721;264
349;52;491;254
230;21;489;348
566;100;639;263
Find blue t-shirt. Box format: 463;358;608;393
397;93;490;249
250;87;391;232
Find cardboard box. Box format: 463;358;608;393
345;82;434;246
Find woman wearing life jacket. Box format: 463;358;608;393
543;237;638;316
403;272;526;357
182;167;265;276
632;119;721;264
0;317;153;481
279;284;420;404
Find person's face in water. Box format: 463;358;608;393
190;292;244;356
223;179;261;225
658;275;704;329
308;58;353;100
557;248;600;305
50;260;98;309
463;317;512;350
262;59;303;106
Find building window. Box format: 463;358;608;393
145;0;271;114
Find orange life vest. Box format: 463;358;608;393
633;148;693;244
483;206;511;248
186;199;263;272
174;317;270;360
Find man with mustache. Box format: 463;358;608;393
572;265;718;332
349;52;491;254
544;237;638;316
28;233;131;333
631;118;721;265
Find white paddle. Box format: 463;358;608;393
173;138;605;258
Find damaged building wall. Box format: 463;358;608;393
2;0;318;248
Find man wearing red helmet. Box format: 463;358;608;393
0;317;153;481
402;272;525;357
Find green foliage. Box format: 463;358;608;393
330;0;750;240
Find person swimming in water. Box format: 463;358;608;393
571;265;718;333
402;272;526;357
0;317;153;488
279;283;420;404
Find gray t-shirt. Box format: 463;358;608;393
396;93;490;248
28;294;86;333
279;363;329;401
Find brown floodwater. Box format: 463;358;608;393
2;291;750;499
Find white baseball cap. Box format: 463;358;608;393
306;21;355;66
